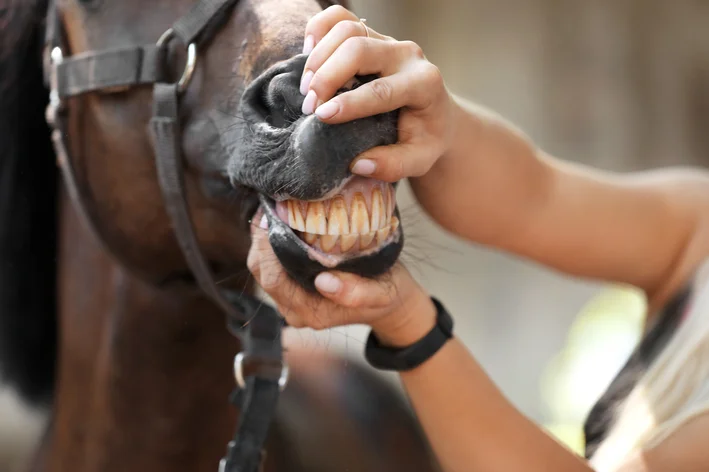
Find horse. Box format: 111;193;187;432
0;0;438;470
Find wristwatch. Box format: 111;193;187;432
364;297;454;371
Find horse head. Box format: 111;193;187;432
55;0;403;293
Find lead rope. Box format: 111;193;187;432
44;0;288;470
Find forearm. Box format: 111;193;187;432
375;297;593;472
400;338;593;472
409;97;709;308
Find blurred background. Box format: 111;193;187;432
2;0;708;469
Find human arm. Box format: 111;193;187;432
412;100;709;314
378;298;594;472
245;214;592;472
299;6;709;312
246;217;709;472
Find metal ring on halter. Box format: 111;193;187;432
156;28;197;94
360;18;370;38
233;352;289;392
45;46;65;126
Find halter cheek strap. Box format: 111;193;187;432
43;1;289;471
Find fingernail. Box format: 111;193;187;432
303;35;315;55
259;214;268;229
302;89;317;115
351;158;376;175
314;100;339;120
300;69;313;96
315;273;342;293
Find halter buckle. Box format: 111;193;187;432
45;46;65;126
233;352;289;392
156;28;197;94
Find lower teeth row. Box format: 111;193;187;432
300;217;399;253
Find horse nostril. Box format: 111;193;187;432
263;72;304;127
240;54;308;129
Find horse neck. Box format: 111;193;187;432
48;185;242;471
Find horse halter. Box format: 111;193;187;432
42;0;292;470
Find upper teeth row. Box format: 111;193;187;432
286;189;392;236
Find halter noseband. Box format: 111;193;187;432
42;1;291;471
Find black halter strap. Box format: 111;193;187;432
43;1;287;471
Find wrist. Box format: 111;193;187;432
370;292;437;348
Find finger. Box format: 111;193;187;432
302;19;388;90
282;313;306;329
313;269;408;310
246;213;269;273
349;141;442;182
255;241;289;291
304;39;414;113
302;5;359;54
312;58;443;123
246;214;289;291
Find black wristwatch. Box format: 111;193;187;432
364;297;454;371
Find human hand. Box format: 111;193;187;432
247;212;437;347
300;5;459;183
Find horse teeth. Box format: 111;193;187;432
288;201;306;231
350;193;370;234
305;202;327;235
320;235;339;252
376;226;390;244
390;216;399;233
328;197;349;235
370;189;386;231
359;231;375;249
340;234;358;251
304;232;318;245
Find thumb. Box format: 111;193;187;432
314;271;399;309
349;142;439;182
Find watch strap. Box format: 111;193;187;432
364;297;453;371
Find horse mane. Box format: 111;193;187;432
0;0;57;407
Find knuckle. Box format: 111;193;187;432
335;20;363;38
309;72;335;96
260;278;278;291
284;315;305;329
400;40;425;60
341;36;367;58
306;5;347;35
305;13;323;33
420;63;443;89
246;252;258;273
409;63;443;109
339;292;364;309
327;4;349;16
368;79;394;105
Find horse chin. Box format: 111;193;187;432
257;189;404;293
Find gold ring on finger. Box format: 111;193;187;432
360;18;370;38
